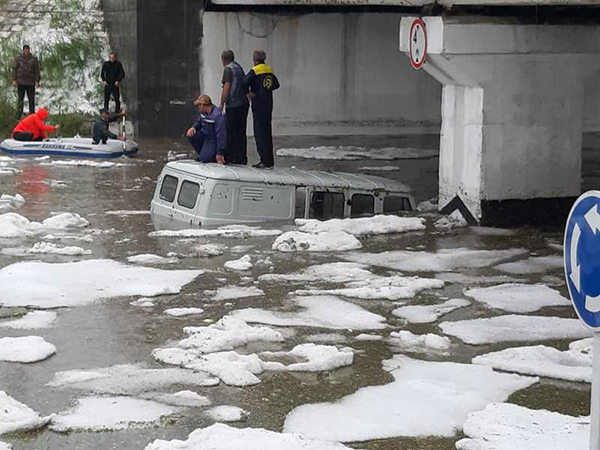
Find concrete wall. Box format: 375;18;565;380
202;12;442;135
102;0;138;128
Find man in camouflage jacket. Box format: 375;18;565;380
12;44;41;118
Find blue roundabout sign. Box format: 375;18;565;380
565;191;600;329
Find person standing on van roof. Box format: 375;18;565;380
12;44;41;119
219;49;249;166
101;52;125;113
245;50;280;170
186;95;227;165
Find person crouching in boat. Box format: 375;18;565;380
12;107;60;141
186;95;227;165
93;108;125;144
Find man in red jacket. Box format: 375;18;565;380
12;108;60;141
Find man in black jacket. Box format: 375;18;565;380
100;52;125;113
93;108;125;144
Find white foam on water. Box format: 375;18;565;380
50;396;177;432
342;248;528;272
150;225;282;239
195;244;227;256
494;256;564;274
272;231;362;252
143;391;211;408
472;338;592;382
106;210;151;216
276;146;438;161
434;210;468;229
295;215;426;236
40;160;130;168
440;315;592;345
259;262;372;284
144;423;354;450
464;283;570;313
160;317;284;355
209;286;264;302
0;336;56;363
231;295;387;330
224;255;253;271
355;334;383;341
392;299;471;323
0;259;202;308
305;333;348;344
127;254;179;265
435;273;527;285
388;330;451;352
47;364;219;394
283;355;538;441
295;275;444;301
25;242;91;256
164;308;205;317
0;390;51;436
456;403;588;450
206;406;247;422
0;311;57;330
261;344;354;372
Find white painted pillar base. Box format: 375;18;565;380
400;18;600;226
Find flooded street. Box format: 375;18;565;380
0;134;598;449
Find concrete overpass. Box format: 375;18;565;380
200;0;600;225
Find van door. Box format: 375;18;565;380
172;178;206;226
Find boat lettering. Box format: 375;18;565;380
40;144;75;150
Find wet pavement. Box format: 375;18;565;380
0;133;598;449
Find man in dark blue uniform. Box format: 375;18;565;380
245;50;280;169
186;95;227;164
219;50;249;165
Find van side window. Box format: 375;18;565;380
351;194;374;217
159;175;178;202
178;180;200;209
309;191;344;220
384;195;410;213
295;187;307;219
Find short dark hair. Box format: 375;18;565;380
23;44;30;50
253;50;266;64
109;51;117;57
221;50;234;63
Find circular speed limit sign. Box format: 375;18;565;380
409;18;427;69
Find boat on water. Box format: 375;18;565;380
0;137;138;158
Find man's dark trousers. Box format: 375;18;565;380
104;83;121;112
17;84;35;117
252;105;274;167
225;104;249;165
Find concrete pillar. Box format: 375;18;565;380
400;17;600;226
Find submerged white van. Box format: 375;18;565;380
150;161;415;228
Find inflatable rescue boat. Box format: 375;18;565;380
0;137;138;158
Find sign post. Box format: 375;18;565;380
564;191;600;449
408;18;427;70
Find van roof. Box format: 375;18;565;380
166;161;412;193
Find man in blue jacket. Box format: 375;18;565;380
219;50;249;165
186;95;227;164
245;50;280;169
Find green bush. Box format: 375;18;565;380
52;112;94;137
0;98;18;139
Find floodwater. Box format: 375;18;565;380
0;133;598;449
